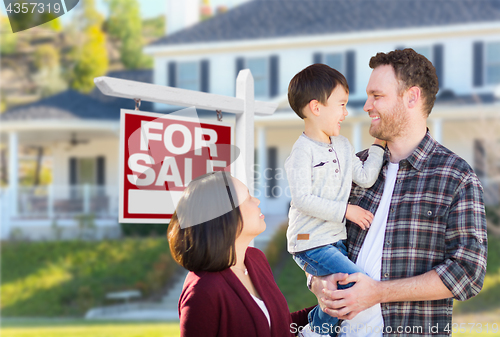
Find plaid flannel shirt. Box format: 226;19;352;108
346;131;487;336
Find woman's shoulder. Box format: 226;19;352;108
180;271;227;305
184;270;225;290
246;247;273;273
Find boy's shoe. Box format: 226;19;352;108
298;323;330;337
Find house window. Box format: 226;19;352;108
313;51;356;93
246;57;268;97
325;53;343;72
486;42;500;85
77;158;97;185
70;156;105;186
177;61;200;91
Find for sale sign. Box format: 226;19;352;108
119;108;234;223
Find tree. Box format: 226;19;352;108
0;15;18;55
68;0;108;93
33;45;67;96
105;0;151;69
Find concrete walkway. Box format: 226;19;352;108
85;214;288;320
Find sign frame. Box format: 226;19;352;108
118;108;235;224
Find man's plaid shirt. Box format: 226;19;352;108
346;131;487;336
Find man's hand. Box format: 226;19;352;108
310;273;382;320
373;138;387;148
346;205;373;230
322;273;382;320
309;273;346;316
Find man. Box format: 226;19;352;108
307;49;487;337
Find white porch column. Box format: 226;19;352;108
235;70;255;196
433;118;443;144
9;132;19;217
352;122;362;153
257;126;267;212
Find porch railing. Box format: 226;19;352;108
13;185;118;219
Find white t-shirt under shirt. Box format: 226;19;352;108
339;162;399;337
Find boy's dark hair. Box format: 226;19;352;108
167;172;243;272
288;63;349;119
369;48;439;116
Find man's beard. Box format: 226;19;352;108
369;97;408;141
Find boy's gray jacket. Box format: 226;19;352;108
285;134;384;253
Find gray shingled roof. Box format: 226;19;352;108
150;0;500;47
1;70;153;122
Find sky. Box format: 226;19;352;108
1;0;251;21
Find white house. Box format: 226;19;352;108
2;0;500;240
146;0;500;216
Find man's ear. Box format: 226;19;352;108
308;100;321;117
406;86;421;109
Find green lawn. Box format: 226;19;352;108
0;319;180;337
1;239;177;317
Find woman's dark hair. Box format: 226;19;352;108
288;63;350;119
167;171;243;272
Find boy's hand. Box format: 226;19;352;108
346;204;373;230
373;138;387;148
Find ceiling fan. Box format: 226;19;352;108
66;133;90;150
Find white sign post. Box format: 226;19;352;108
94;70;277;222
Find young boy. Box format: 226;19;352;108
285;64;386;336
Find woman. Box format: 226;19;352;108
167;171;314;337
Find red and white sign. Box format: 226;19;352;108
119;109;234;223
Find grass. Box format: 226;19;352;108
0;318;180;337
453;232;500;314
1;238;176;317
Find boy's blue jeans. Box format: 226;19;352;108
293;240;365;336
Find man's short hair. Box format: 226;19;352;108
288;63;349;119
369;48;439;116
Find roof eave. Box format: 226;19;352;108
145;21;500;57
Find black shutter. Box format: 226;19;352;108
201;59;210;93
96;156;105;186
313;52;322;64
473;41;484;87
269;55;279;98
433;44;444;88
69;157;77;185
168;61;176;87
235;57;245;78
266;147;278;198
345;50;356;94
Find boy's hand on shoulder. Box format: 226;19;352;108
373;138;387;148
346;205;373;230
